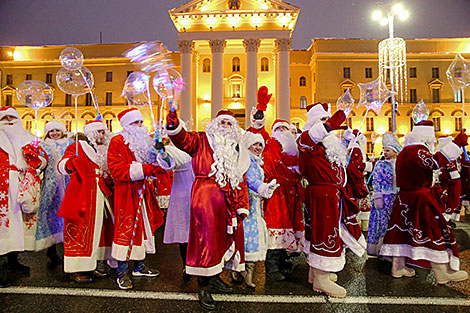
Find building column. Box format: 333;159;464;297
275;38;292;121
209;39;226;118
243;38;260;127
177;40;194;124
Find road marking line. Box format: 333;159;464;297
2;286;470;306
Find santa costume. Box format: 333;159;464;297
367;133;402;256
380;120;468;284
57;119;115;283
298;103;366;298
36;120;73;264
0;106;47;287
166;108;250;311
107;108;163;290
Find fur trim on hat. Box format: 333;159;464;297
84;120;107;136
243;131;265;151
44;120;66;135
118;108;144;128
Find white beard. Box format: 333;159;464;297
87;130;112;173
121;125;153;163
0;120;34;169
206;120;243;189
322;132;347;166
272;130;298;156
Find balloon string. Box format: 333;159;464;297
346;108;370;167
79;69;100;115
74;95;78;156
33;109;39;147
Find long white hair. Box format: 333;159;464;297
120;125;153;163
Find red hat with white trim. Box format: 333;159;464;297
412;120;435;138
215;109;237;125
118;108;144;128
306;102;331;123
0;106;20;120
84;120;107;136
271;119;290;132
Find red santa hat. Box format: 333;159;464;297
272;119;290;132
0;106;20;120
306;102;331;124
215;109;238;125
243;131;265;150
44;120;66;135
411;120;434;138
83;120;107;136
118;108;144;128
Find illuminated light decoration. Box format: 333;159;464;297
277;14;291;27
372;10;383;21
179;16;192;29
227;14;241;28
13;50;23;61
376;125;386;135
259;0;269;10
207;15;218;28
251;14;264;27
7;51;13;57
379;38;407;106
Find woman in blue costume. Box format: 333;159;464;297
367;133;402;256
36;120;73;265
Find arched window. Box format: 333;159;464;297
299;76;306;87
232;57;240;72
300;96;307;109
261;57;269;72
202;58;211;73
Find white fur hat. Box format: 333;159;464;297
84;120;107;136
243;131;265;150
44;120;66;135
411;120;435;138
271;119;290;132
0;106;20;120
437;136;453;151
118;108;144;128
306;102;331;124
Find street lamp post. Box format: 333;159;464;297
372;3;409;134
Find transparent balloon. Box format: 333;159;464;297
446;54;470;92
371;132;380;144
123;42;173;73
336;89;355;117
153;68;185;110
122;71;150;106
412;99;430;124
357;78;394;115
16;80;54;110
59;47;84;71
56;67;94;96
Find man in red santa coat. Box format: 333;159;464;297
57;119;114;283
298;103;366;298
166;108;250;311
380;120;468;284
107;108;163;290
0;106;47;287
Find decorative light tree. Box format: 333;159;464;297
372;2;409;134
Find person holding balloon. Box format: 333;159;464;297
34;121;73;266
0;106;48;287
57;119;115;283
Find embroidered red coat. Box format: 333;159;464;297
435;151;461;221
298;123;366;272
380;144;461;270
107;134;163;261
168;123;250;276
262;134;304;252
346;147;371;218
57;141;114;272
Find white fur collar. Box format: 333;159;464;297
79;140;99;166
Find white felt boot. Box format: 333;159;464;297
312;268;346;298
391;257;416;278
431;262;468;284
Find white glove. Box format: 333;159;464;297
343;128;354;141
266;179;280;198
374;193;383;209
258;179;280;199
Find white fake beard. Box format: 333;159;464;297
87;130;112;173
121;125;152;163
272;130;298;156
206;120;243;189
0;120;34;169
404;133;436;154
322;132;347;166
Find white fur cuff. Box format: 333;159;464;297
450;170;460;180
440;142;462;162
308;122;328;144
58;158;70;175
166;118;184;136
237;208;249;217
365;161;373;173
129;162;144;181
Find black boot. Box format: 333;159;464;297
179;244;191;282
46;245;62;266
7;252;29;275
198;276;216;310
265;249;285;281
0;255;12;288
209;274;233;293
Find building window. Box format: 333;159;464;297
25;120;32;132
455;90;463;103
45;73;52;84
26;74;32;80
106;119;113;132
432;117;441;132
299;76;306;87
232;57;240;72
106;92;112;105
202;58;211;73
300;96;307;109
260;57;269;72
232;84;241;98
410;89;417;103
455;117;462;132
85;93;92;106
65;94;72;106
366;117;374;132
410;117;414;130
388;117;393;132
432;67;440;79
65;120;72;132
106;72;113;82
127;71;133;77
5;95;12;106
6;74;13;85
343;67;351;79
366;141;374;155
409;67;417;78
432;88;440;103
365;67;372;79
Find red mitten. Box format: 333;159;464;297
142;164;156;177
454;129;468;147
64;155;78;173
22;144;42;168
256;86;272;111
166;110;179;130
325;110;347;131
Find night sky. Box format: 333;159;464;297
0;0;469;51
